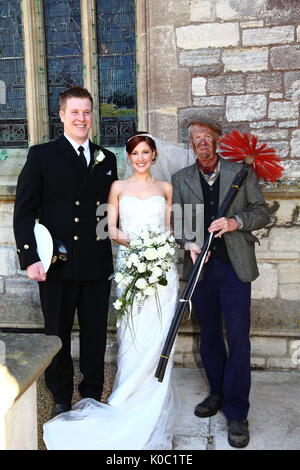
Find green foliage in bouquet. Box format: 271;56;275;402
112;229;177;322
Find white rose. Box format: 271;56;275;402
137;262;147;273
168;246;175;255
113;299;123;310
128;253;139;264
152;266;163;278
157;246;168;258
121;275;132;287
157;234;167;244
130;239;141;247
135;278;148;290
95;150;106;163
143;238;153;247
149;275;158;284
138;250;146;260
144;247;158;260
140;230;150;239
114;272;124;284
144;286;156;296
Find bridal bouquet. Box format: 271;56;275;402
112;229;177;321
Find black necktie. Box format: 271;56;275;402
78;146;87;168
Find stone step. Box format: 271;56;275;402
172;368;300;450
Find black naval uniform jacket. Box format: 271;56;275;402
13;135;118;281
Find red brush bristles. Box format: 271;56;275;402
219;130;284;182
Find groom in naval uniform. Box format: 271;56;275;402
172;120;270;448
13;87;118;417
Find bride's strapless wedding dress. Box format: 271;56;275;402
43;196;179;450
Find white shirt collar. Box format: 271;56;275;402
64;133;90;154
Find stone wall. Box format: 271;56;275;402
0;0;299;369
144;1;299;177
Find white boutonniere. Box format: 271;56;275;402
92;150;106;169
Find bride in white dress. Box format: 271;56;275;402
43;133;180;450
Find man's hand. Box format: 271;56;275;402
27;261;46;282
185;242;201;264
185;242;211;265
208;216;238;238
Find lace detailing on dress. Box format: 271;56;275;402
43;196;178;450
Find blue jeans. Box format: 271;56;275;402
192;256;251;421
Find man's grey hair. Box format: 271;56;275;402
188;120;222;140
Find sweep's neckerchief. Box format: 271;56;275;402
197;156;220;186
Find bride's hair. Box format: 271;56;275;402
126;132;158;163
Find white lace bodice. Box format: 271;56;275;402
119;195;166;239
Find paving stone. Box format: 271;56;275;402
265;0;300;26
207;74;245;95
215;0;266;19
190;0;213;22
176;23;239;50
268;101;299;120
284;71;300;101
246;72;281;93
271;46;300;70
243;26;294;46
0;247;17;276
226;94;267;122
291;129;300;157
192;77;207;96
179;49;220;67
222;47;268;72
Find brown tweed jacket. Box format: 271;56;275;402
172;158;270;283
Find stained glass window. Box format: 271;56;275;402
44;0;83;139
0;0;27;148
96;0;137;147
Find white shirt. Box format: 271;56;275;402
64;133;91;165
